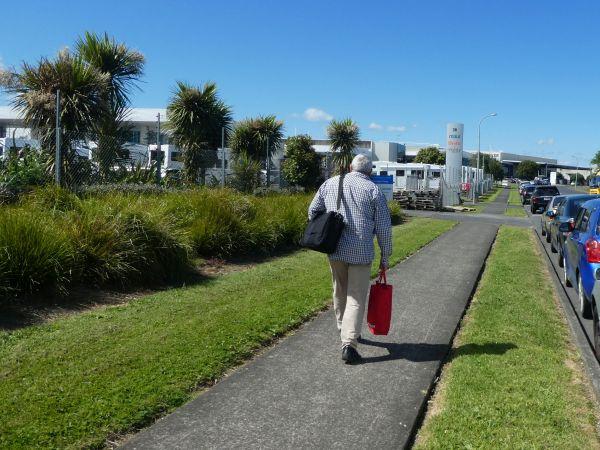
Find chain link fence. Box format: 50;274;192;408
0;126;285;199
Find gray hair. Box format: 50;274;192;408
351;154;373;174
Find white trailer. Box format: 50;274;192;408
371;162;443;191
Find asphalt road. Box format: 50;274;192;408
525;184;595;349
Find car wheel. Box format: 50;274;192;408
578;274;593;319
564;256;571;286
594;301;600;361
558;249;564;267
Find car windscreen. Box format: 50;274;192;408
534;187;560;196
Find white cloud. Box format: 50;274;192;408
537;137;555;145
412;124;418;128
369;122;383;130
387;125;407;133
303;107;333;122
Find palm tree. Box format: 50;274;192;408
166;81;232;184
229;115;284;184
327;118;360;174
76;32;145;179
2;49;109;184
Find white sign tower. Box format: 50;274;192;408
445;123;464;205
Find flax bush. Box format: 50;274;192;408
1;187;404;300
0;186;314;299
0;208;76;296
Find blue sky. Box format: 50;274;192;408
1;0;599;165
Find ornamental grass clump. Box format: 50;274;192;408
0;208;76;296
69;199;191;286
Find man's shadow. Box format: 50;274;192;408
357;337;517;364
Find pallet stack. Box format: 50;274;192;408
414;190;442;211
392;189;442;211
392;191;413;209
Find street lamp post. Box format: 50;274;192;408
473;112;498;204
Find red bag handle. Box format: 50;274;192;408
377;269;387;284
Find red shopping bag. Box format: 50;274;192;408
367;270;393;335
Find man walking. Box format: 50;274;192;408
308;154;392;363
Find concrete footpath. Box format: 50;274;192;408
122;222;498;450
482;187;509;215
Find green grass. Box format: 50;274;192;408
0;217;455;449
504;206;527;217
508;185;522;206
415;227;600;449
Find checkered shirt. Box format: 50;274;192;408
308;172;392;265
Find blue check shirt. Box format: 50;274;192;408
308;172;392;265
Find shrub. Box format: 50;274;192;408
1;187;313;299
0;148;49;189
22;185;81;212
69;200;190;286
0;209;75;296
0;183;20;205
387;201;404;225
229;153;262;193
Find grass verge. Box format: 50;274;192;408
0;217;455;449
504;206;527;217
508;185;522;205
414;226;600;449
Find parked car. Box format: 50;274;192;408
589;176;600;195
548;194;600;268
530;185;560;213
562;199;600;319
501;179;509;187
589;271;600;359
519;182;532;196
541;195;566;241
521;185;536;204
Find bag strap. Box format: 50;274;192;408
336;174;345;212
378;269;387;284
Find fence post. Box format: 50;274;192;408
221;127;225;188
55;89;61;186
266;136;270;187
156;113;162;185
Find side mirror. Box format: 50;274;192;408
559;221;574;233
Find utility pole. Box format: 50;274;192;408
474;112;498;204
156;113;162;185
221;127;226;188
55;89;61;186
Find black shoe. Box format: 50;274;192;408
342;345;362;364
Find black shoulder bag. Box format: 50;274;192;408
300;175;345;254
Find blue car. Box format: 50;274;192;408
562;198;600;319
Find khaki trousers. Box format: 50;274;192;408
329;260;371;349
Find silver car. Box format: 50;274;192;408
541;195;566;242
